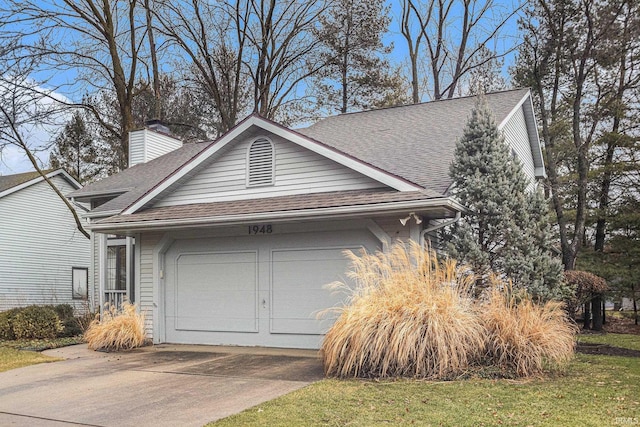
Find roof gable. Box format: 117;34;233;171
0;169;81;199
123;115;421;214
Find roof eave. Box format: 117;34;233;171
88;197;465;233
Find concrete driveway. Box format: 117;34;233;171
0;344;323;427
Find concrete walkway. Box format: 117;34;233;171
0;344;323;427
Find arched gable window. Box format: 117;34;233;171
246;137;275;187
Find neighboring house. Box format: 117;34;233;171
0;169;90;311
69;88;545;349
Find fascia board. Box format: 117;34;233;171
83;209;122;219
497;90;529;130
91;197;466;232
122;116;421;215
0;169;72;199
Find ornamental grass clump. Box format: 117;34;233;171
481;285;578;376
84;302;146;351
321;242;487;379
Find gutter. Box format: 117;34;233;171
419;211;462;247
88;197;466;232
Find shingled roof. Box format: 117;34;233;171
71;88;532;215
0;169;54;194
68;141;211;213
297;88;529;194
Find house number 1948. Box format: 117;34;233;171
248;224;273;234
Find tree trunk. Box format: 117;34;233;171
583;302;591;330
591;295;603;331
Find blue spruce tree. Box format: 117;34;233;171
446;99;567;300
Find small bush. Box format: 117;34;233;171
53;304;74;321
481;285;578;376
0;308;21;340
563;270;608;316
12;306;63;339
84;302;146;351
322;242;487;379
51;304;84;337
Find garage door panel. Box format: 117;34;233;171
175;251;257;332
271;248;355;335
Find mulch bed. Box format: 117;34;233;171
576;343;640;358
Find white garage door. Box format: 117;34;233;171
164;228;380;348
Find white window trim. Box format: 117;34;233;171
246;136;275;188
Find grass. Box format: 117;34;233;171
0;335;82;372
481;286;577;376
578;333;640;351
210;333;640;426
85;302;146;351
321;242;576;379
323;243;485;378
0;347;61;373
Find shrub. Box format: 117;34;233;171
563;270;608;316
12;306;63;339
84;302;146;351
321;242;487;379
53;304;74;321
51;304;83;337
0;308;21;340
481;285;578;376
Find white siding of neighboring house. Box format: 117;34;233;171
153;134;387;207
501;106;537;188
0;176;91;311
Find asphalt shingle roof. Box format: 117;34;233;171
68;141;211;213
297;88;528;194
97;189;442;225
0;169;54;194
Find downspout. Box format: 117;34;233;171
419;211;461;247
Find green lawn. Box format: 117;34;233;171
578;333;640;351
0;347;60;373
0;336;82;373
210;333;640;427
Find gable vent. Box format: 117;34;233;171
247;138;275;187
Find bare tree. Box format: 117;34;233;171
242;0;329;124
400;0;521;102
153;0;249;136
3;0;151;171
0;48;89;237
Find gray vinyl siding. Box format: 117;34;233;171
129;129;182;167
502;106;537;186
374;217;411;243
154;135;386;207
0;176;90;311
138;232;163;337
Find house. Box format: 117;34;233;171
0;169;90;311
68;88;545;349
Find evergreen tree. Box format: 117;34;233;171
49;111;103;183
445;100;566;300
313;0;408;114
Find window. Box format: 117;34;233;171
106;245;127;291
72;267;88;300
247;137;275;187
